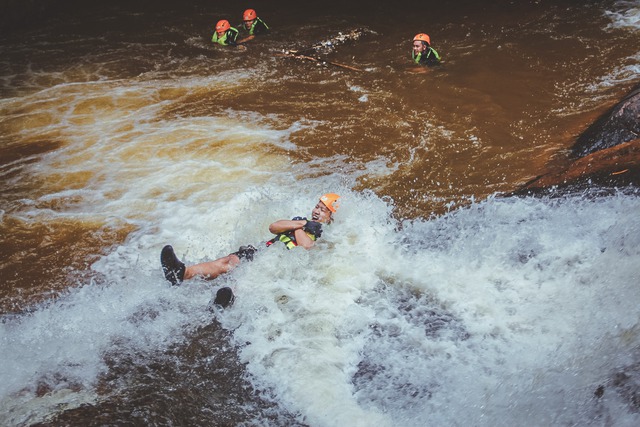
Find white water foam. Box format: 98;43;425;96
2;6;640;423
3;84;640;424
593;1;640;90
2;165;640;426
605;0;640;31
213;190;640;427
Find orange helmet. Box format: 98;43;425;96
216;19;230;32
413;33;431;45
320;193;341;213
243;9;257;21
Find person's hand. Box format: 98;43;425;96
303;221;322;238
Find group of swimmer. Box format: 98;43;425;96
160;11;443;306
210;8;441;67
211;8;270;47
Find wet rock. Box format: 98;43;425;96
573;83;640;158
519;138;640;191
514;84;640;193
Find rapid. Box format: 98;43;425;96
1;1;639;426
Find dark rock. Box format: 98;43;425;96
512;83;640;194
573;83;640;158
518;138;640;192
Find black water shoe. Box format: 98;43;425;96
233;245;257;261
214;287;235;308
161;245;185;285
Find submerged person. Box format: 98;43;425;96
411;33;441;66
211;19;239;46
237;8;270;44
160;193;341;307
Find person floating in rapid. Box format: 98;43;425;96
211;19;239;46
237;9;270;44
160;193;341;307
411;33;441;66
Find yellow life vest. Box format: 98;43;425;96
266;231;317;250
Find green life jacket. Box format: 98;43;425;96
412;47;441;65
248;17;269;35
212;27;239;45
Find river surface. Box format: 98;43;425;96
1;1;640;426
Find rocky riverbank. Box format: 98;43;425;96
515;83;640;194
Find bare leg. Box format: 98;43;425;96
184;254;241;280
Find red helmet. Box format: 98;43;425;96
216;19;230;32
413;33;431;45
243;9;257;21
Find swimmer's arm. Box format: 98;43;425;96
268;219;307;235
268;219;315;249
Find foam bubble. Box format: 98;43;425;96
605;1;640;31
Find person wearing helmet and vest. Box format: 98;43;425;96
237;9;270;44
411;33;441;66
211;19;239;46
160;193;341;307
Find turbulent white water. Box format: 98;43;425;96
2;174;640;426
221;190;640;426
1;1;640;426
